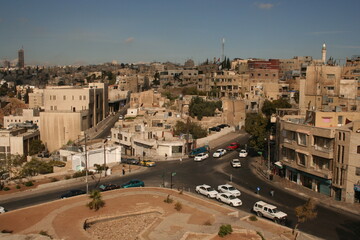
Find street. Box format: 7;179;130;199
1;134;360;240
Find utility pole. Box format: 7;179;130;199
267;132;271;179
103;141;107;177
84;133;89;194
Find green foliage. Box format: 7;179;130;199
294;198;317;233
24;181;34;187
249;215;258;221
29;139;45;156
94;164;108;172
16;185;21;189
173;120;207;139
163;91;177;101
189;96;222;120
245;113;268;153
49;161;66;167
21;159;53;177
72;170;87;178
261;98;292;117
50;177;59;182
164;194;173;204
86;190;105;211
64;175;71;180
218;224;233;237
3;187;10;191
174;201;183;211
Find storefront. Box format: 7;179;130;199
354;184;360;203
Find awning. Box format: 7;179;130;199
274;161;283;169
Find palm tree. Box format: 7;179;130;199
86;190;105;211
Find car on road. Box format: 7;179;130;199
216;193;242;206
121;179;145;188
99;183;120;192
209;126;221;132
122;158;140;165
213;149;227;158
217;184;241;197
118;115;124;120
231;159;241;168
226;142;240;151
239;149;248;158
195;184;218;198
0;206;6;214
194;152;209;161
60;189;86;199
140;160;156;167
253;201;287;224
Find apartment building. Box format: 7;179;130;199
3;108;41;129
129;90;165;108
40;83;108;152
278;110;360;202
28;88;44;109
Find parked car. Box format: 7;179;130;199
217;184;241;197
60;189;86;199
118;115;124;120
0;206;6;214
121;179;145;188
231;159;242;168
253;201;287;224
213;149;227;158
99;183;120;192
195;184;218;198
122;158;140;165
194;152;209;161
209;126;221;132
216;193;242;207
140;160;156;167
239;149;248;158
189;146;209;157
217;124;230;128
226;142;240;151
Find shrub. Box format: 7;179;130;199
174;201;182;211
64;175;71;180
39;230;52;239
218;224;233;237
203;220;212;226
163;195;173;204
73;170;87;178
3;187;10;191
49;161;66;167
16;185;21;189
50;177;59;182
24;181;34;187
1;229;13;233
249;215;258;221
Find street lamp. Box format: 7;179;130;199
84;134;89;194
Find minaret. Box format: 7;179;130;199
321;43;326;64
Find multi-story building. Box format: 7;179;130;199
18;48;24;69
40;83;109;152
278;110;360;203
28;88;45;109
3;109;41;129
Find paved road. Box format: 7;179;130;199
1;134;360;240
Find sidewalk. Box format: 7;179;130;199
252;157;360;216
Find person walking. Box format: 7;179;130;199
256;186;260;194
122;167;125;176
270;189;274;197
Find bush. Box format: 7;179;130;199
39;230;52;238
73;170;87;178
49;161;66;167
64;175;71;180
218;224;233;237
174;201;182;211
50;177;59;182
3;187;10;191
16;185;21;189
203;220;212;226
249;215;258;221
163;195;173;204
24;181;34;187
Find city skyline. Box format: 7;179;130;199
1;0;360;66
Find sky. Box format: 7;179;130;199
1;0;360;66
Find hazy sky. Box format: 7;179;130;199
1;0;359;66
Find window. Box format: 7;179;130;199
297;133;307;146
80;96;82;100
356;167;360;176
124;136;127;141
327;86;334;90
118;134;123;140
357;145;360;154
313;156;330;170
284;130;295;143
172;146;183;154
63;96;66;100
298;153;307;166
83;96;86;100
327;74;335;79
314;136;332;151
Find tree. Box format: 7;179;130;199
29;139;45;156
189;96;222;120
173;120;207;139
245;113;268;153
21;158;53;176
86;190;105;211
293;198;318;238
261;98;292;118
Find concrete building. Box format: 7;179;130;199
129;89;165;108
0;127;40;159
40;83;109;152
28;88;45;109
277;110;360;202
3;109;41;129
18;48;24;69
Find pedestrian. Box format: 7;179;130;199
165;153;168;160
122;167;125;176
270;189;274;197
179;157;182;163
256;186;260;194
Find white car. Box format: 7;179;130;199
195;184;219;198
0;206;6;214
253;201;287;224
216;193;242;207
194;152;209;161
217;184;241;197
231;159;241;168
239;149;248;158
213;149;227;158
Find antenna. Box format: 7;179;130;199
221;38;225;62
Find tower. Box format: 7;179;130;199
321;43;326;64
221;38;225;62
18;47;24;68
